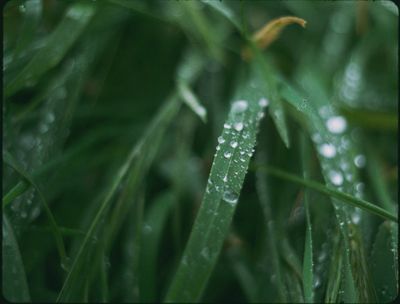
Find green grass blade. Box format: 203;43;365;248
255;150;287;302
3;151;68;266
251;47;290;148
255;165;397;222
139;192;175;302
13;0;42;59
5;2;95;97
301;133;314;303
201;0;241;32
370;222;398;302
165;70;269;302
2;214;31;302
178;81;207;123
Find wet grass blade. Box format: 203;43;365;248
5;2;95;97
255;165;397;222
3;151;68;266
165;70;269;302
2;214;31;302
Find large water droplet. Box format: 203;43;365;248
319;143;337;158
230;141;238;148
259;98;269;108
328;170;343;186
232;100;248;113
326;116;347;134
222;189;238;204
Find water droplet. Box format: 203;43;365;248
234;122;244;131
223;175;228;182
216;146;220;151
351;210;361;224
230;141;238;148
329;170;343;186
319;143;336;158
257;112;265;120
232;100;248;113
326;116;347;134
259;98;269;107
224;123;231;129
218;136;225;144
355;182;365;193
354;154;366;168
222;189;238;204
224;152;232;159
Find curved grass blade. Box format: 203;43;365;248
165;72;269;302
178;81;207;123
255;165;397;222
3;151;68;266
201;0;241;31
301;133;314;303
13;0;43;60
2;214;31;302
5;2;95;97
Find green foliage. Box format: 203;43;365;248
3;0;398;303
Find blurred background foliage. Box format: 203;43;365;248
2;0;398;303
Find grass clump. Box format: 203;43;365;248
3;0;398;303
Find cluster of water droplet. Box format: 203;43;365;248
312;105;367;227
206;98;269;206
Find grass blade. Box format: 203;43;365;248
2;214;31;302
3;151;68;267
165;68;269;302
5;2;95;97
301;133;314;303
255;165;397;222
178;81;207;123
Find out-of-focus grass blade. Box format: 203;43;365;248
201;0;241;31
255;165;397;222
3;151;68;266
5;2;95;97
165;68;269;302
178;81;207;123
56;95;181;302
251;46;290;148
139;192;175;302
57;49;204;302
325;234;343;303
13;0;42;59
370;222;398;302
2;214;31;302
255;149;287;302
301;133;314;303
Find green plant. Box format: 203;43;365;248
3;0;398;303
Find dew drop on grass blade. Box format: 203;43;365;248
165;68;269;302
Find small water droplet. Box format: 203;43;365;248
354;154;366;168
326;116;347;134
351;210;361;224
223;175;228;182
218;136;225;144
222;189;238;204
319;143;337;158
233;122;244;131
230;141;238;148
216;146;220;151
224;152;232;159
224;123;231;129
